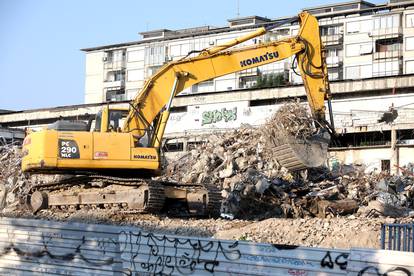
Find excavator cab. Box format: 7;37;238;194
93;106;129;133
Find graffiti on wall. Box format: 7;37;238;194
201;107;237;126
119;230;241;275
0;230;119;274
0;225;412;276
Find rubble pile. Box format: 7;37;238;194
164;103;315;218
262;101;316;146
214;216;386;249
165;103;414;219
0;144;32;212
0;102;413;221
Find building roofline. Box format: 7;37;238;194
0;109;14;115
227;15;271;22
302;0;375;11
80;20;287;52
0;101;130;115
80;0;414;52
138;29;173;35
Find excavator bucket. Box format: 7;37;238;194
261;102;331;172
274;132;330;171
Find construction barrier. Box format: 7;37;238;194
0;217;413;275
381;223;414;252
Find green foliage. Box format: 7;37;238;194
254;73;286;88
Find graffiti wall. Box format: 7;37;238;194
165;101;280;134
0;218;413;275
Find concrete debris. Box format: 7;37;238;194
163;102;414;219
0;144;32;212
262;101;316;145
1;103;414;222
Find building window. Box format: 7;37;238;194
406;37;414;51
326;48;343;66
346;19;373;34
373;14;400;30
239;75;258;89
345;65;372;79
104;50;126;63
145;44;166;65
105;89;126;102
127;50;144;62
373;60;400;77
170;106;188;113
105;70;125;82
266;29;290;41
406;60;414;74
169;43;191;57
328;67;343;80
191;79;214;93
346;43;373;57
406;14;414;28
375;38;402;52
127;69;144;82
126;89;137;100
320;25;340;36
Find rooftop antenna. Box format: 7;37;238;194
237;0;240;17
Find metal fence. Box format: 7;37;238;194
0;217;413;275
381;223;414;252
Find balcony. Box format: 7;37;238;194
106;93;126;102
373;50;402;60
326;56;343;68
103;59;126;70
321;34;343;46
371;27;402;38
103;80;125;89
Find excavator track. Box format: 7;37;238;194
29;175;221;217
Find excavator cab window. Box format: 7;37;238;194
93;111;102;132
107;110;128;132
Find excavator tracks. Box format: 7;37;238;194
29;175;221;217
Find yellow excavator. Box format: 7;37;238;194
22;12;334;216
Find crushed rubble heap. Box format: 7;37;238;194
262;101;316;146
164;103;414;219
0;144;32;212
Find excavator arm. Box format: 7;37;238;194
123;12;333;147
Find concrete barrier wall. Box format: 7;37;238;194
0;217;412;275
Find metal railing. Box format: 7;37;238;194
381;223;414;252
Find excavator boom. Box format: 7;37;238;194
123;12;332;144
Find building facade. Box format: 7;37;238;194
82;0;414;104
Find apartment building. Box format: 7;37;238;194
82;0;414;103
